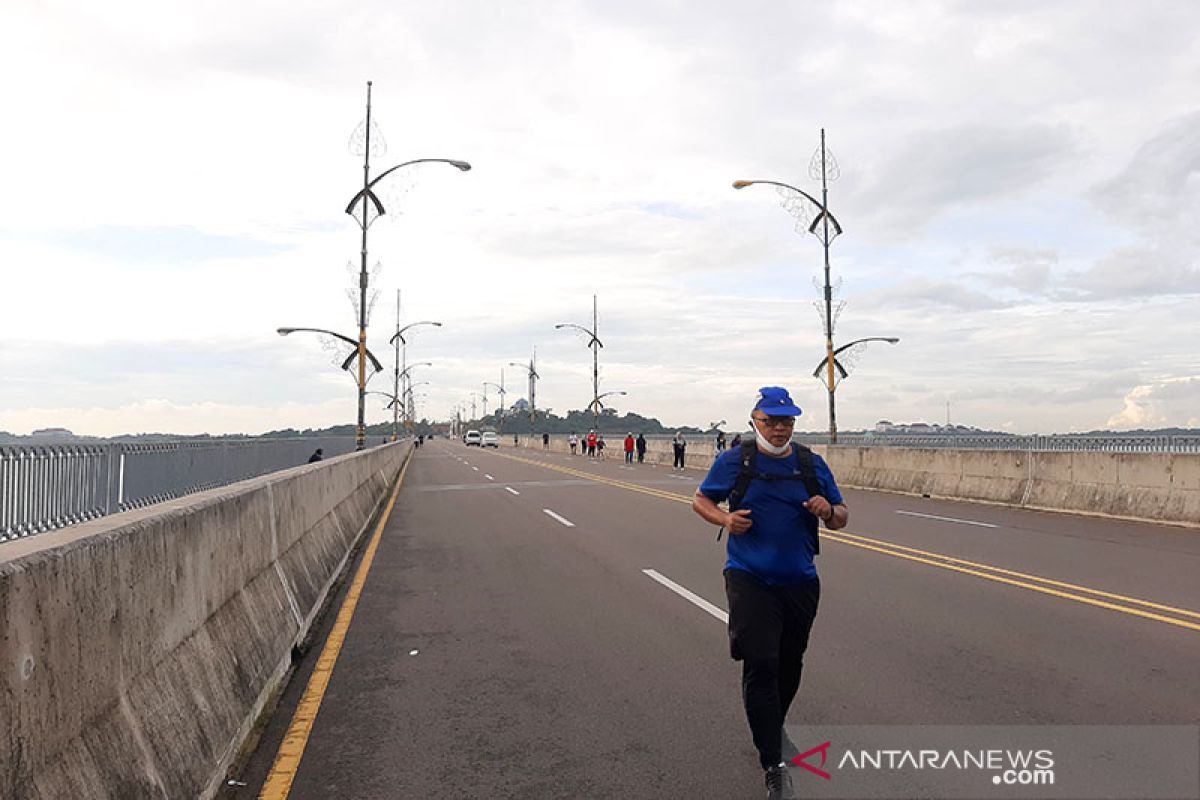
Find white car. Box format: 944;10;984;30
480;431;498;448
465;430;482;446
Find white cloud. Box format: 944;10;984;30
3;1;1200;436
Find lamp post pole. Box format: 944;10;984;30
390;317;442;434
509;353;539;435
734;130;848;441
484;379;506;432
344;81;470;450
555;294;604;430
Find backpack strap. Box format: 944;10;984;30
717;439;758;541
791;443;822;555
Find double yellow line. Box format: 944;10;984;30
499;451;1200;634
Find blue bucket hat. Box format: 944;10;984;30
753;386;802;417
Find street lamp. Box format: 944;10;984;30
509;352;539;433
593;391;627;426
343;80;470;450
398;361;431;430
482;374;506;431
277;327;385;389
555;294;606;430
389;313;441;437
735;129;860;441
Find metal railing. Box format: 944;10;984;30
0;436;363;543
793;433;1200;453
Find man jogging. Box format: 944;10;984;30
691;386;847;800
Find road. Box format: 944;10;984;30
227;441;1200;799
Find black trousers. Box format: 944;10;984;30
724;568;820;769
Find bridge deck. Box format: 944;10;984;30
225;442;1200;799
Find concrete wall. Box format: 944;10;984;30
823;447;1200;528
1;442;410;800
505;436;1199;527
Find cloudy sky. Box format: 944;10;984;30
2;0;1198;437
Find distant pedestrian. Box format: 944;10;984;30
543;432;550;449
596;433;606;460
672;431;687;470
623;433;635;464
729;433;743;449
636;433;647;463
587;430;597;458
307;448;323;463
716;430;727;452
569;432;579;455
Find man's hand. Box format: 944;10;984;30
803;496;832;521
725;508;753;534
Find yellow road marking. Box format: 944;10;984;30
496;450;1200;633
827;529;1200;621
821;531;1200;633
259;453;412;799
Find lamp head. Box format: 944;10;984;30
276;328;294;336
732;180;754;190
449;160;472;172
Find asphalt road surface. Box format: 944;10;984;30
227;441;1200;799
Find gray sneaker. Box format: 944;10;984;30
764;763;794;800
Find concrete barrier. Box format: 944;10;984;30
503;436;1199;528
823;447;1200;528
1;441;410;799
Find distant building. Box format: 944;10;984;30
510;398;530;413
31;427;74;439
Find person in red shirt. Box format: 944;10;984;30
623;433;635;463
586;430;598;458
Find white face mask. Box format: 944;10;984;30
753;424;792;456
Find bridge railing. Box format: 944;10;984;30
792;433;1200;452
0;436;360;543
634;432;1200;453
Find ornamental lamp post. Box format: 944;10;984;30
343;80;470;450
555;294;606;431
389;313;442;436
508;352;539;434
734;129;859;441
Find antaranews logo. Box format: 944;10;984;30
791;740;1055;787
791;741;832;780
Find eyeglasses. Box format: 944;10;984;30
751;415;795;429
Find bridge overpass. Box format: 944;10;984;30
2;440;1198;798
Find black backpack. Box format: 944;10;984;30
717;439;823;554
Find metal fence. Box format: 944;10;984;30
792;433;1200;453
0;436;361;543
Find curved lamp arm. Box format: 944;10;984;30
345;158;472;219
732;179;844;236
811;337;899;379
390;320;443;346
554;322;603;348
279;326;384;373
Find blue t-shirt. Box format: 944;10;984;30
699;445;843;585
